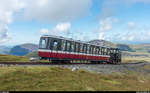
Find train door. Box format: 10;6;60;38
50;38;61;59
39;37;49;58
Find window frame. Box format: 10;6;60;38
50;38;61;51
39;37;49;49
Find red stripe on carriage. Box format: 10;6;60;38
38;51;110;61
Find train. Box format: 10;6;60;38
38;35;121;64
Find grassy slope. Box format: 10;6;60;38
0;67;150;91
25;51;38;58
122;51;150;63
0;54;29;62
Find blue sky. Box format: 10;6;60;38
0;0;150;46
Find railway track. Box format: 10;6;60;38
0;61;147;66
0;62;109;65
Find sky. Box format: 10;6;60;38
0;0;150;46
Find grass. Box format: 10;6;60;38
122;56;150;63
0;54;49;63
0;66;150;91
122;51;150;63
0;54;30;62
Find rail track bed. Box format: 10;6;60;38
0;61;146;65
0;61;150;75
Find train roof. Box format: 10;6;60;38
41;35;119;50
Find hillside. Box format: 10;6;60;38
0;54;29;62
25;51;38;58
88;40;117;48
0;66;150;91
130;44;150;53
9;43;38;56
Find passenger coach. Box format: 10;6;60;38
38;35;121;64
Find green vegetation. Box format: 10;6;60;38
25;51;38;57
0;54;29;62
0;66;150;91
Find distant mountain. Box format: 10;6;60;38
2;39;150;57
0;46;12;54
130;43;150;53
88;40;117;48
9;43;38;56
117;44;135;52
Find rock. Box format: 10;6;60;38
72;67;80;71
30;57;40;62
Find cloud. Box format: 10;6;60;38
0;0;24;44
0;25;11;43
40;22;71;36
55;22;71;32
99;18;112;32
22;0;92;23
0;0;92;44
98;0;150;42
98;17;119;40
128;21;136;30
40;29;49;34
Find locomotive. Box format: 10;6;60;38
38;35;121;64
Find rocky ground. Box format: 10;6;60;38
56;62;150;75
1;62;148;75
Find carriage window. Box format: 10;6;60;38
61;40;66;51
87;45;89;54
101;48;104;55
110;50;113;53
83;44;87;54
96;47;99;55
89;46;92;54
90;46;93;54
104;48;106;55
93;47;96;54
99;47;101;55
40;38;48;49
71;42;74;52
66;41;71;52
80;44;83;53
52;41;58;50
107;48;110;55
75;43;79;52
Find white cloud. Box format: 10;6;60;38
128;35;135;41
0;0;24;44
98;17;117;40
55;22;71;32
40;29;49;34
0;0;92;44
98;32;105;40
40;22;71;36
128;21;136;30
